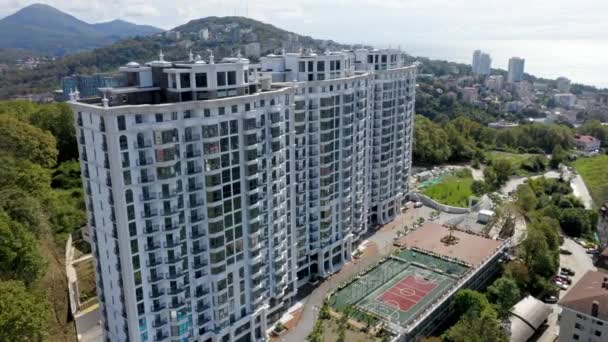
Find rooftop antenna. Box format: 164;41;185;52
68;88;75;101
207;49;214;64
159;49;164;61
73;87;80;100
237;49;242;59
189;49;194;62
281;47;286;56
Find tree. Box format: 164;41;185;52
0;280;50;342
0;116;57;168
504;261;530;292
442;306;508;342
515;184;538;212
412;115;451;164
0;155;52;195
487;277;521;318
30;103;78;162
51;160;82;189
521;155;546;173
0;212;46;286
452;289;491;316
578;120;608;147
559;208;596;237
521;228;557;279
550;145;567;169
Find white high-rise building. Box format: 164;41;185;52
472;50;491;75
508;57;525;82
70;48;416;342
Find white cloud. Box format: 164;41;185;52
1;0;607;41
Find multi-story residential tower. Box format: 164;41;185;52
70;49;416;342
471;50;491;75
508;57;525;82
352;49;416;225
260;50;374;282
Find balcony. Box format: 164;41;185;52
152;318;167;328
145;242;161;251
137;157;153;166
140;193;157;201
147;273;164;283
146;258;162;267
140;209;158;219
149;289;165;299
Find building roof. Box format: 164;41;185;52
509;296;552;342
559;270;608;321
396;223;505;266
575;135;600;144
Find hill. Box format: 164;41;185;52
0;3;162;56
0;16;349;99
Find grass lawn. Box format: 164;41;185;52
573;155;608;206
485;150;547;176
422;170;474;207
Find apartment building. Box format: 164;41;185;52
69;49;416;342
559;271;608;342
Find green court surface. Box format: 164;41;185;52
329;251;470;327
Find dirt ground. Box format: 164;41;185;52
39;232;77;342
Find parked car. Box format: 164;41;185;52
553;280;569;291
414;202;423;208
543;295;559;304
555;275;572;285
559;249;572;255
561;268;575;276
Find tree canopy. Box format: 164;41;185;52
0;280;50;342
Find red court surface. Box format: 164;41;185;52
376;275;437;312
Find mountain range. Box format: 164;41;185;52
0;3;162;56
0;6;351;99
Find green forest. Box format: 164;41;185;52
0;100;85;341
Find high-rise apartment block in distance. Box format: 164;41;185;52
471;50;491;75
556;76;571;93
69;48;416;342
508;57;525;82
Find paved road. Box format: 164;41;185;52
500;171;560;195
537;238;597;342
570;174;593;209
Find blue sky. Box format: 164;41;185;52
3;0;608;45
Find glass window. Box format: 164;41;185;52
227;71;236;85
298;61;305;72
117;116;126;131
180;73;190;88
217;72;226;86
195;73;207;88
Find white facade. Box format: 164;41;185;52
71;49;416;342
508;57;525;83
199;28;209;41
560;307;608;342
554;93;577;108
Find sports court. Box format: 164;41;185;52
329;250;469;327
376;275;437;312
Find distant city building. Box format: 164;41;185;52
558;271;608;342
198;28;209;40
574;134;601;152
471;50;491;75
244;42;261;59
484;75;504;92
514;81;533;99
533;82;549;92
554;93;577;108
504;101;526;113
556;76;571;93
508;57;525;82
164;30;181;40
488;120;519;129
461;86;479;103
61;74;124;101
